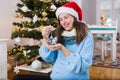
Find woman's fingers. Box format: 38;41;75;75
48;44;62;51
42;26;51;38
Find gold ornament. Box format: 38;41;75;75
14;13;23;18
42;17;48;21
13;49;16;52
22;34;24;37
19;14;24;19
27;55;30;58
42;11;47;17
39;25;44;32
19;47;22;51
25;28;28;31
100;10;106;26
12;26;19;33
8;52;11;55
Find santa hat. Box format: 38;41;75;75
55;1;82;21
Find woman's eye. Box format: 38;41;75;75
64;16;69;19
58;15;69;21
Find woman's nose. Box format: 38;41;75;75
62;19;67;23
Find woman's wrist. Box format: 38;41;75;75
42;38;48;47
61;45;70;57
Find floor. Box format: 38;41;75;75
90;40;120;80
8;41;120;80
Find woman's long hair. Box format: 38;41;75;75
56;17;88;44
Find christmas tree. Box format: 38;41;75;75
8;0;69;62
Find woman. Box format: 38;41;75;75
39;1;94;80
13;1;94;80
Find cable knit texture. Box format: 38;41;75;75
39;31;94;80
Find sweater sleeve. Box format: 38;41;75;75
39;45;58;62
66;32;94;73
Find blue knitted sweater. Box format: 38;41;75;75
39;32;94;80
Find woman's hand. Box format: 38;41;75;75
48;43;63;51
48;43;70;57
42;25;54;39
42;39;70;57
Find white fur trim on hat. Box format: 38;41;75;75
56;6;79;21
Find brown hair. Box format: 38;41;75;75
56;17;88;44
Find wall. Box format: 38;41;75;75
0;0;19;50
73;0;97;24
82;0;96;24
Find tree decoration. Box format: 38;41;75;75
12;26;19;33
14;62;19;74
28;28;33;31
42;17;48;21
23;50;27;57
14;37;21;43
50;4;57;11
20;5;29;12
14;13;24;18
14;65;20;74
33;15;38;23
42;11;48;17
39;25;44;32
31;59;42;70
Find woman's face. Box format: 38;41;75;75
58;13;74;31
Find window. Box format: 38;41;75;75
97;0;120;33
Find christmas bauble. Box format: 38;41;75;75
42;11;47;17
39;25;44;32
31;60;42;70
12;26;19;32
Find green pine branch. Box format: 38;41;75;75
8;44;40;61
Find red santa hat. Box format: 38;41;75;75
55;1;82;21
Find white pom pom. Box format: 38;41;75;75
31;60;42;70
